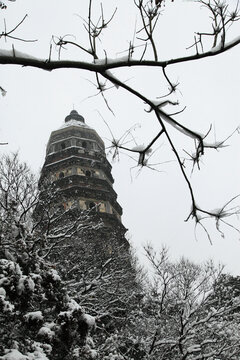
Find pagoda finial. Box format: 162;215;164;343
65;109;85;123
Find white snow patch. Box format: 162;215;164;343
67;298;81;311
27;278;35;291
210;43;223;53
0;349;28;360
224;35;240;48
0;259;9;266
24;311;43;322
81;313;96;328
58;310;72;319
17;275;27;294
29;342;52;358
0;260;22;276
59;119;91;129
94;56;129;65
150;99;179;108
0;49;15;57
105;70;120;89
88;349;98;359
1;298;14;312
160;111;204;140
0;278;7;287
131;145;152;154
38;326;55;339
0;49;40;61
210;36;240;53
203;140;227;148
0;287;6;297
59;299;81;319
48;269;61;282
30;273;42;281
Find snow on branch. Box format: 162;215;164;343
0;0;239;240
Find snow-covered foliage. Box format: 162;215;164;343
0;154;98;360
54;229;141;329
142;245;240;359
0;153;145;359
0;249;99;359
1;153;240;360
0;246;101;360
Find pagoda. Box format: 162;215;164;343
39;110;126;234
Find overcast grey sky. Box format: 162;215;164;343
1;0;240;274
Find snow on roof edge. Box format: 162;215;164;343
59;119;91;130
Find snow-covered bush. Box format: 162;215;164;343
0;249;99;359
0;154;97;360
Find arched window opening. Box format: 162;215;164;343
61;142;66;150
82;141;87;149
77;168;84;175
79;199;87;210
99;202;106;213
59;171;64;179
89;202;95;209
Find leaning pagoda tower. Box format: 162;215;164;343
37;110;136;313
39;109;126;237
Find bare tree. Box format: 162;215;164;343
0;153;38;259
0;153;101;269
0;0;240;238
143;245;240;359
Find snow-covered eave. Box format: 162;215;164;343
48;121;105;147
48;136;104;148
0;36;240;71
44;155;103;167
59;119;91;130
